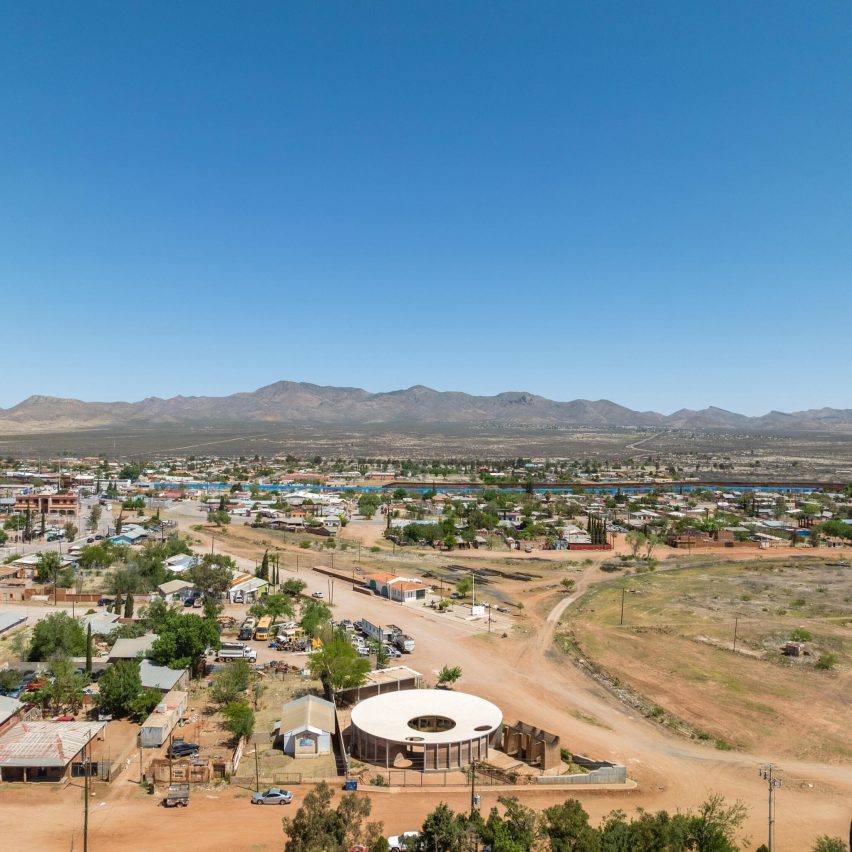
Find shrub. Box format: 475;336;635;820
790;628;812;642
816;653;838;671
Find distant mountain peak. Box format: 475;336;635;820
0;381;850;435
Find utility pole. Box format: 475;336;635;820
759;763;782;852
469;758;477;814
83;740;89;852
620;586;626;626
732;617;739;653
254;744;260;792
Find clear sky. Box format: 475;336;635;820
2;2;850;415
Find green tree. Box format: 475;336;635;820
543;797;599;851
124;592;134;618
149;612;219;670
210;659;253;704
282;781;381;852
96;660;143;716
221;699;255;743
282;578;307;597
420;802;465;851
189;554;235;599
35;550;63;587
437;665;463;688
308;632;370;691
249;594;294;623
811;837;847;852
300;599;332;637
131;687;164;718
39;657;87;714
0;669;20;693
456;576;473;598
29;612;86;661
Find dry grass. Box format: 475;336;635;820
566;557;852;761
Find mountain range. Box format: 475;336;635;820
0;382;850;434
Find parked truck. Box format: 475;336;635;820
393;633;415;653
217;642;257;662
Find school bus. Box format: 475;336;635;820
254;616;273;641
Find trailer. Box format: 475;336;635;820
358;619;393;643
163;783;190;808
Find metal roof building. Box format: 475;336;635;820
0;721;105;782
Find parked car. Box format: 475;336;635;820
311;591;324;599
251;788;292;805
183;597;195;608
169;741;200;759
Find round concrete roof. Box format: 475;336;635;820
350;689;502;745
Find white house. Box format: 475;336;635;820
276;695;334;759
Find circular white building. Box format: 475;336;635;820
349;689;502;771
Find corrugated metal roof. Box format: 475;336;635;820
0;721;105;767
279;695;334;736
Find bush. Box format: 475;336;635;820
790;628;812;642
816;653;838;671
299;540;311;549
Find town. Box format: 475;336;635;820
0;451;850;849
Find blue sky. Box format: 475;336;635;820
1;2;850;415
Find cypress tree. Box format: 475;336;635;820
114;592;122;615
259;549;269;580
124;592;134;619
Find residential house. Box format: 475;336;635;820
157;579;195;604
139;660;189;693
228;573;268;603
0;721;106;782
108;635;156;663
